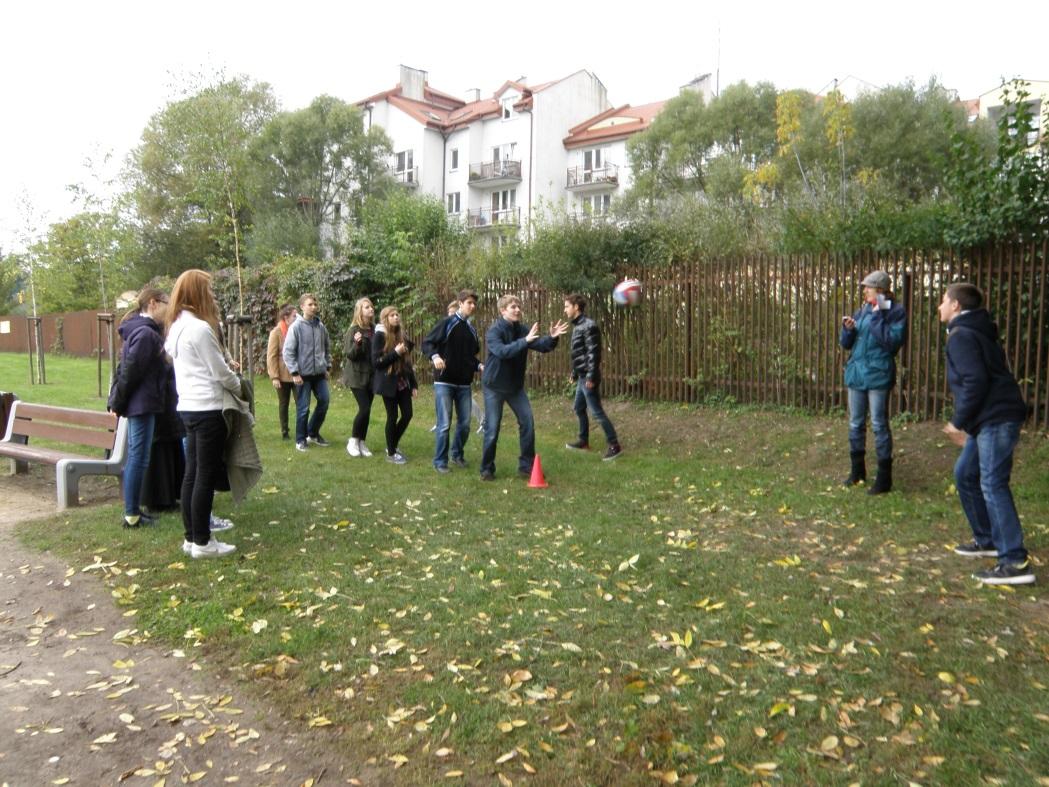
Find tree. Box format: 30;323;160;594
31;211;140;313
0;253;24;314
944;80;1049;245
129;76;277;305
248;95;392;261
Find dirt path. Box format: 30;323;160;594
0;471;364;786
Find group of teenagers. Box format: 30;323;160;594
266;288;624;479
110;267;1035;585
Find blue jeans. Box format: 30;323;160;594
294;374;330;443
848;387;892;461
481;386;535;476
954;421;1027;563
434;383;472;468
574;380;618;446
124;414;156;515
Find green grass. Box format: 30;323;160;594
5;352;1049;785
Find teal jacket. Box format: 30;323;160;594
840;301;907;391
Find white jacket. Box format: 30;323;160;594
165;311;240;411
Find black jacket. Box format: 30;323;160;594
482;317;558;394
946;309;1027;434
371;327;418;398
342;323;374;390
111;314;168;417
569;314;602;384
421;313;481;386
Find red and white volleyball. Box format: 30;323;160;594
612;278;642;306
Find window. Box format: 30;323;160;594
583;148;603;183
582;194;611;215
491;189;516;223
446;192;460;214
502;99;513;120
450;148;459;171
394;150;414;182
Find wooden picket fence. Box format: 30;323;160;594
478;241;1048;430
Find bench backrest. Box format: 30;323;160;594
3;402;120;452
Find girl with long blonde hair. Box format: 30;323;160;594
342;297;377;457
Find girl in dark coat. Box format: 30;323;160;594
343;297;376;457
372;305;418;464
110;287;169;528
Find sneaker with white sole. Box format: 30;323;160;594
190;540;236;559
385;451;407;465
296;441;308;452
182;540;193;555
210;515;234;532
973;560;1035;585
953;540;997;558
307;435;330;447
347;437;361;457
358;441;373;457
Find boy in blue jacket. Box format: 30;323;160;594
480;295;568;480
939;283;1033;586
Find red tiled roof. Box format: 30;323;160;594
563;101;667;148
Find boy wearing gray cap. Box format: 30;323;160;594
840;270;907;494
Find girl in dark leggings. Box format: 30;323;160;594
372;306;418;464
343;297;376;457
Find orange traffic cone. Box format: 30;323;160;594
527;454;548;488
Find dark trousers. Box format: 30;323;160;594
382;388;413;455
351;386;374;440
481;386;535;476
573;380;618;446
180;411;227;546
276;381;294;437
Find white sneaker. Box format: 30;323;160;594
358;441;373;457
346;437;361;457
190;540;236;559
210;515;234;532
182;540;193;555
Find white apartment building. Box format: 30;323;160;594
356;66;671;240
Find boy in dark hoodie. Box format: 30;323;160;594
939;282;1034;585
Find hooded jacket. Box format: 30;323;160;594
839;299;907;390
946;309;1027;434
112;313;168;417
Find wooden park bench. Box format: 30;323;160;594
0;401;128;510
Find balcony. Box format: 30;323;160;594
468;159;522;188
392;166;419;187
566;164;619;192
465;207;520;230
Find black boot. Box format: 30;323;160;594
843;451;866;487
867;459;893;495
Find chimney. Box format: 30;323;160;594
680;73;713;103
465;88;480;103
399;65;427;101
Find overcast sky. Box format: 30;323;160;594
2;0;1047;253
